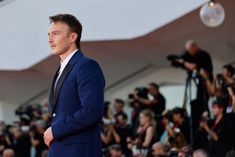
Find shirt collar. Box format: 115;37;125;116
60;49;78;72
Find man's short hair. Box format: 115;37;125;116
185;40;198;49
109;144;122;152
193;149;209;157
49;14;82;49
223;64;234;76
3;149;15;157
149;82;159;90
116;112;128;120
114;98;124;105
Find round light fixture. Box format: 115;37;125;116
200;1;225;27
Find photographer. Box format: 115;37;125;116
178;40;213;104
168;40;213;140
134;83;166;117
201;65;235;112
102;103;121;156
30;120;47;157
196;101;231;157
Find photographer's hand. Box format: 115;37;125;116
200;69;209;80
200;121;218;141
176;59;197;71
200;120;208;129
176;59;185;64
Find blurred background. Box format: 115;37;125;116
0;0;234;157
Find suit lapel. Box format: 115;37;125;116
51;63;73;113
49;67;60;111
49;50;83;113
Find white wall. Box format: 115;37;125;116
0;0;207;70
0;101;19;124
105;67;187;109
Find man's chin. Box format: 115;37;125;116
51;50;59;55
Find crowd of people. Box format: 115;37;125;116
0;40;235;157
101;40;235;157
0;104;50;157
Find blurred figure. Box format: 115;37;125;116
2;149;15;157
151;142;168;157
177;145;193;157
109;144;125;157
197;101;231;157
115;112;131;156
193;149;209;157
40;150;48;157
11;127;31;157
159;110;173;144
135;83;166;117
178;40;213;137
128;109;155;156
102;103;120;156
30;120;47;157
171;107;190;144
201;64;235;113
113;99;126;118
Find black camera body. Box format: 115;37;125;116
167;54;185;68
216;73;225;86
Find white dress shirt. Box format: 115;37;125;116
54;49;78;88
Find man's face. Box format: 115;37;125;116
113;102;123;112
222;68;232;78
117;115;126;126
148;85;158;96
185;42;198;56
109;149;122;157
211;104;223;116
151;144;164;156
48;22;74;56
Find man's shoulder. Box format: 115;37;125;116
74;52;100;68
198;49;211;57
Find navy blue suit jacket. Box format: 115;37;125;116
48;50;105;157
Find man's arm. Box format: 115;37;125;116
200;121;218;141
177;59;197;71
135;96;158;106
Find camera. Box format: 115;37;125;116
167;54;183;68
216;73;225;86
200;116;208;122
128;94;134;99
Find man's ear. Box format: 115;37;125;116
70;32;78;43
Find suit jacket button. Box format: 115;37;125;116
52;113;56;117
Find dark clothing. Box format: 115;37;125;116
181;49;213;80
152;93;166;116
181;49;213;103
176;119;190;143
13;134;31;157
181;50;213;140
48;51;105;157
209;115;231;157
136;125;155;149
194;128;210;150
33;132;47;157
115;125;131;155
194;114;232;157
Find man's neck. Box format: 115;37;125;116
60;46;78;62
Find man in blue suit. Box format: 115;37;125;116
43;14;105;157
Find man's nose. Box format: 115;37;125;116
48;36;53;44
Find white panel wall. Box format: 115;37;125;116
0;0;207;70
0;101;19;124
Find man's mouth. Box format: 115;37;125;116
50;45;56;49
